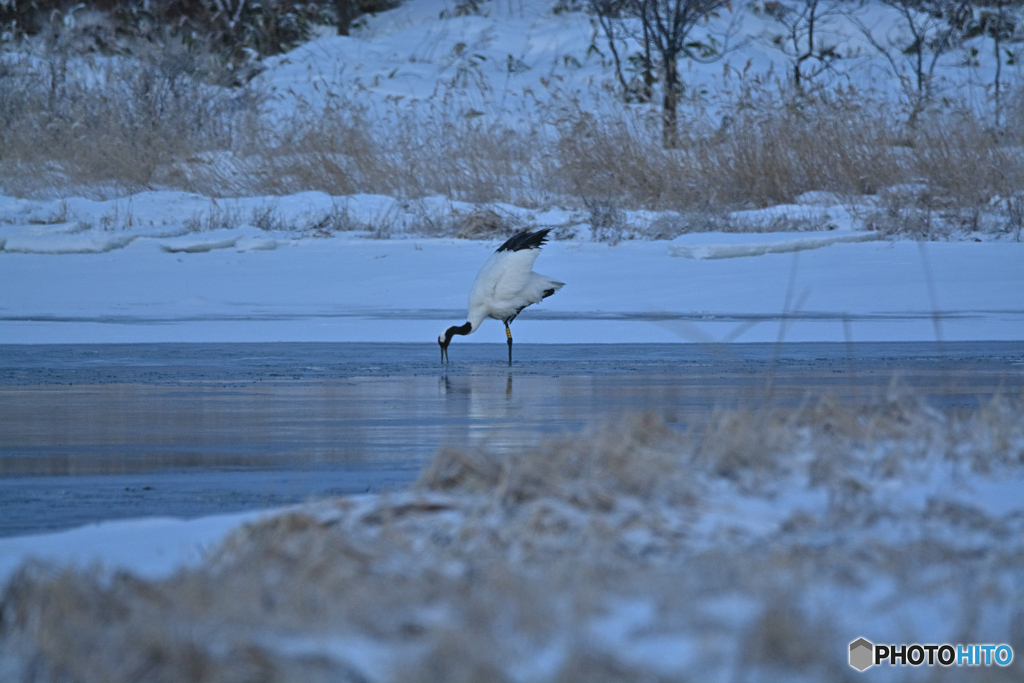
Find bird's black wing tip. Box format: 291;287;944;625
496;228;552;253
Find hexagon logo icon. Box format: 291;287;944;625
849;638;874;671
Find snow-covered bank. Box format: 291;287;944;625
2;199;1022;344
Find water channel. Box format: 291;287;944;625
1;342;1021;536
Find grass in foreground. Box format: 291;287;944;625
1;394;1023;681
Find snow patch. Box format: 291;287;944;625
668;230;883;260
0;510;271;582
262;634;408;682
159;232;240;253
158;228;284;253
2;224;139;254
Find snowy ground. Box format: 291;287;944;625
2;190;1023;345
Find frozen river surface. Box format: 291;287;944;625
1;342;1022;536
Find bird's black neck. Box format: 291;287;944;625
444;322;472;343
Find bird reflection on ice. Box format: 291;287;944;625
437;370;537;456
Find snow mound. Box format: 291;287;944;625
669;230;883;259
158;228;284;253
0;511;269;583
1;223;139;254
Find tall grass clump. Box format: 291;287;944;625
554;89;1024;213
252;94;556;206
0;53;262;196
912;109;1024;206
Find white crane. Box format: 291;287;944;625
439;228;564;365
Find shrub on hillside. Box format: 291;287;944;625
1;0;340;81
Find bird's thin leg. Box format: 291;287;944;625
504;321;513;366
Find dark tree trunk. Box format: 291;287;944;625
993;0;1004;128
662;52;680;148
335;0;354;36
642;20;656;101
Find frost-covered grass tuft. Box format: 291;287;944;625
3;395;1023;682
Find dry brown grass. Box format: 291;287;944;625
553;96;902;208
239;94;555;208
0;55;262;196
2;395;1023;682
554;93;1024;220
2;52;1023;239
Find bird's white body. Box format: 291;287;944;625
466;247;562;331
438;229;563;364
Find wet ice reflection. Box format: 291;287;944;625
1;342;1022;534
